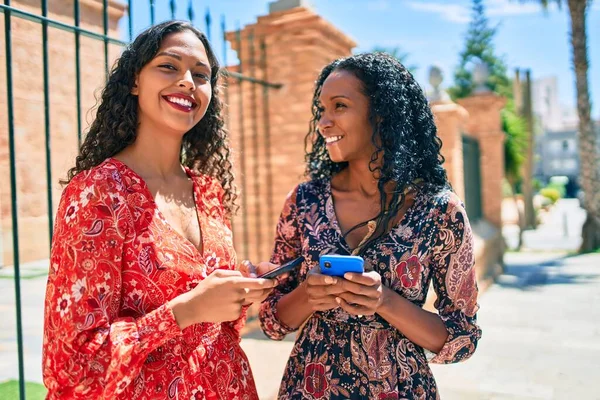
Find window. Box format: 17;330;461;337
562;159;577;171
549;140;562;152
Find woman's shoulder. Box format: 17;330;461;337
275;178;328;211
64;158;129;196
419;187;466;216
186;169;227;202
297;177;329;197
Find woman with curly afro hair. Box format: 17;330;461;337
260;52;481;399
42;21;278;399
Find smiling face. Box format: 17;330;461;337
316;69;376;164
132;29;213;137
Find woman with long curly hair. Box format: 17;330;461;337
259;52;481;399
42;21;277;399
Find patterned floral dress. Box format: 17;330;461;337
43;158;258;400
259;179;481;399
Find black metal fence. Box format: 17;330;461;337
462;134;483;222
0;1;280;398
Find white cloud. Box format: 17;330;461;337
406;1;470;23
406;0;561;24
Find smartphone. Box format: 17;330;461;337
257;256;304;279
319;255;364;277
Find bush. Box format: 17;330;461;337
540;188;561;204
546;182;566;198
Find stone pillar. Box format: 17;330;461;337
0;0;126;266
457;94;506;227
431;102;468;201
427;65;468;202
225;0;355;262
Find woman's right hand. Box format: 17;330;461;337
169;269;277;329
304;267;345;311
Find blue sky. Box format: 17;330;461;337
124;0;600;119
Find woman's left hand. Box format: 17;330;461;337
336;271;384;316
239;260;280;305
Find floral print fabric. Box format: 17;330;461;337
259;179;481;399
43;158;258;400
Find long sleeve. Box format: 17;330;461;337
428;194;482;364
259;186;303;340
42;173;181;398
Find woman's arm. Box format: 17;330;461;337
259;187;306;339
337;194;481;360
377;287;449;352
336;273;449;353
43;174;181;398
259;186;344;338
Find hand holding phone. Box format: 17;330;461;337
319;255;364;277
257;256;304;279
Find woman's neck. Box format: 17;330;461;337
116;126;186;180
336;158;395;198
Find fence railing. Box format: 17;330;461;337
0;1;281;398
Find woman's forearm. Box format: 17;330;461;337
275;282;314;329
377;286;448;353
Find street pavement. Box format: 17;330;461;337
502;199;586;252
1;199;598;399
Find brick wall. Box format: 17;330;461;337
0;0;125;265
457;93;506;228
224;6;356;264
431;102;468;201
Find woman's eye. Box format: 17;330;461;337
159;64;176;71
194;73;209;80
335;102;346;109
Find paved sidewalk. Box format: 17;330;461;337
431;251;600;400
503;199;586;252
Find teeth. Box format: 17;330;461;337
325;136;343;144
167;96;193;108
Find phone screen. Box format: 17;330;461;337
258;257;304;279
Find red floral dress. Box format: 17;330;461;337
259;179;481;399
43;158;258;400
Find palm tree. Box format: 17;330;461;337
525;0;599;251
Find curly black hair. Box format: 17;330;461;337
305;52;449;238
64;20;237;216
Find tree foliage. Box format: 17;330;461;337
450;0;528;184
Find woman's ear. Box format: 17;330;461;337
131;77;139;96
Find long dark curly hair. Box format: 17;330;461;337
305;52;449;238
64;20;237;215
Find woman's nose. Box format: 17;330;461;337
317;114;333;132
178;70;195;91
